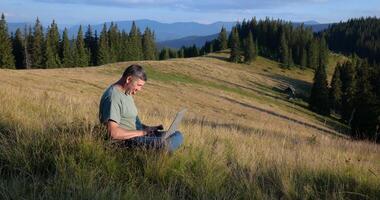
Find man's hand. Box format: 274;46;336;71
144;125;164;136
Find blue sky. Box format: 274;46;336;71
1;0;379;25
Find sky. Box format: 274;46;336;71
1;0;379;25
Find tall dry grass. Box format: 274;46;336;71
0;56;379;199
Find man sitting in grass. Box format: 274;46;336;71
99;64;183;152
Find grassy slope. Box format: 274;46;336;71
0;52;379;199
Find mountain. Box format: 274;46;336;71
7;19;329;44
67;19;236;41
157;33;220;49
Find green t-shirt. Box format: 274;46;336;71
99;85;142;130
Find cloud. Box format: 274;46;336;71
32;0;328;11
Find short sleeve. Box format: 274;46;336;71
100;94;122;124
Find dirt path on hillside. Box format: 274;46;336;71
219;95;349;138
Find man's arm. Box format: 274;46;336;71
107;120;146;140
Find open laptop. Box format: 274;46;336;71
161;108;187;140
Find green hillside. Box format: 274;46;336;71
0;51;379;199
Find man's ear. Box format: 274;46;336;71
126;76;133;84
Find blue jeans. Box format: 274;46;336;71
125;131;183;152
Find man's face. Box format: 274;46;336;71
125;76;145;95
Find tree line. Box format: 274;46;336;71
0;14;157;69
325;17;380;64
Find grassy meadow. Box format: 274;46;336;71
0;51;379;199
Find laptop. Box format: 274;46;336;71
161;108;187;140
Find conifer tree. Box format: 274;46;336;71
31;18;44;68
126;21;143;60
0;13;15;68
351;61;378;139
84;25;97;66
108;22;120;62
318;36;329;69
229;27;241;63
24;26;33;69
97;23;109;65
309;64;330;115
340;60;356;122
75;25;88;67
329;64;342;113
12;28;25;69
177;48;184;58
307;39;318;69
44;20;61;68
60;28;73;67
244;31;256;64
218;26;228;50
142;27;156;60
279;31;289;66
159;48;170;60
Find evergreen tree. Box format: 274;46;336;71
351;61;379;139
84;24;97;66
12;28;25;69
307;39;318;69
279;31;289;66
75;25;88;67
0;13;15;68
60;28;73;67
24;26;33;69
142;27;156;60
340;60;357;122
329;64;343;113
229;27;241;63
177;48;184;58
108;22;120;62
31;18;44;68
309;64;330;115
218;26;228;50
97;23;109;65
318;36;329;69
159;48;170;60
44;20;61;68
244;31;256;64
126;21;143;60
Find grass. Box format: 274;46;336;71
0;52;379;199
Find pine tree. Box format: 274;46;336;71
318;36;329;69
307;39;318;69
309;64;330;115
340;60;356;122
97;23;109;65
229;27;241;63
159;48;170;60
177;48;184;58
329;64;342;113
351;61;378;139
244;31;256;64
142;27;156;60
108;22;119;62
218;26;228;50
126;21;143;61
60;28;73;67
75;25;88;67
24;26;32;69
44;20;61;68
84;24;97;66
0;13;15;68
31;18;44;68
279;31;289;66
12;28;25;69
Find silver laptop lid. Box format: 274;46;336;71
164;109;187;139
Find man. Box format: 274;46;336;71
99;64;183;152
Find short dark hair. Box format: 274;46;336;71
122;64;147;81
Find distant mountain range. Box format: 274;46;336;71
7;19;330;48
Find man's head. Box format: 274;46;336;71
121;64;147;95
